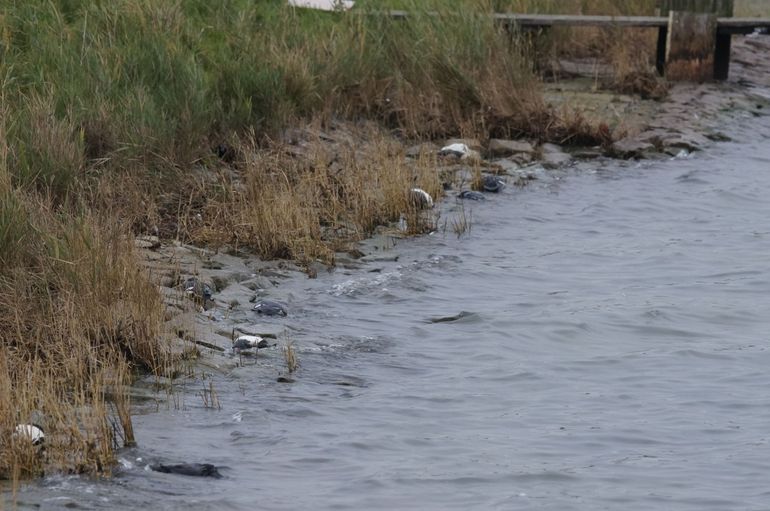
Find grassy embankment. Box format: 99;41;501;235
0;0;665;480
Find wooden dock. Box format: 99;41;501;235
387;11;770;80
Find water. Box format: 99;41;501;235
13;113;770;510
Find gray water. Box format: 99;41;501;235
14;113;770;510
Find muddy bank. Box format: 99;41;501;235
136;33;770;385
547;35;770;158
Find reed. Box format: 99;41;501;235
283;342;299;374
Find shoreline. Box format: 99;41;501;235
141;33;770;378
4;0;770;481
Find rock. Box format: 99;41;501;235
661;131;709;152
487;139;535;158
305;260;329;279
611;137;656;159
540;143;572;169
510;152;533;165
135;235;161;250
704;131;732;142
277;375;296;383
572;148;604;159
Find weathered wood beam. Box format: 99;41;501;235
665;11;717;81
386;10;770;34
494;14;668;28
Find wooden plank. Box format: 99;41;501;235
386;10;770;34
386;11;668;27
717;18;770;34
665;11;717;81
494;14;668;28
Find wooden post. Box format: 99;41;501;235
660;0;733;80
656;25;668;75
665;11;717;81
714;32;731;79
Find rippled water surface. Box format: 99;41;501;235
14;114;770;510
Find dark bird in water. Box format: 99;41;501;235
481;175;505;193
151;463;222;479
253;300;288;317
457;190;486;201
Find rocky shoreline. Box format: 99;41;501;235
134;33;770;385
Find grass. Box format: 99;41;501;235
283;342;299;374
450;202;473;238
0;201;170;480
0;0;677;483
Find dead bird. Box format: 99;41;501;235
409;188;434;209
481;175;505;193
183;277;213;304
439;143;470;158
252;300;287;317
457;190;486;201
13;424;45;446
232;334;273;354
150;463;222;479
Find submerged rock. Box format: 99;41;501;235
611;137;656;159
253;300;288;317
150;463;222;479
540;143;572;169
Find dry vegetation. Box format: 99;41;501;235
193;123;443;264
0;0;678;482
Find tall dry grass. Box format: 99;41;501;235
0;107;169;480
193;124;442;264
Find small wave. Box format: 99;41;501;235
327;255;453;297
329;270;402;297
